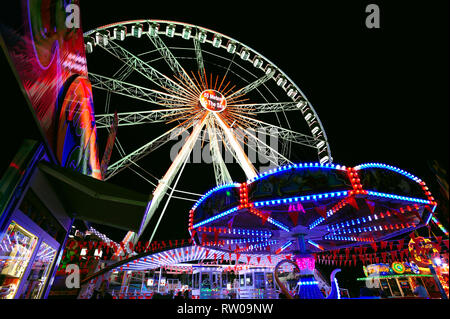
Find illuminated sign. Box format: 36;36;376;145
366;263;390;276
408;237;440;268
199;90;227;112
392;262;405;274
366;261;421;276
409;262;420;274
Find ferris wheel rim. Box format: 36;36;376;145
84;19;335;244
83;19;332;163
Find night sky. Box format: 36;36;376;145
79;0;449;242
0;0;448;296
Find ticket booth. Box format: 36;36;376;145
1;140;149;299
192;266;226;299
237;267;277;299
0;141;70;299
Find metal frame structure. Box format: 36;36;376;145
84;20;333;246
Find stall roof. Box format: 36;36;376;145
38;161;149;232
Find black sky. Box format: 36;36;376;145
1;1;448;245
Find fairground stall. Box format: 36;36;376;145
189;162;440;299
0;141;71;299
72;162;447;299
358;261;437;298
94;247;334;299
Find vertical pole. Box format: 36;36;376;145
158;267;162;293
296;234;306;254
428;264;448;299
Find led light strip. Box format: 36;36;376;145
254;191;349;208
194;226;272;237
355;163;422;183
276;240;294;254
247;162;347;185
356;274;434;281
307;240;324;251
309;198;351;229
323;235;374;242
249;208;291;232
356;163;437;205
298;280;319;286
330;222;415;236
366;191;433;204
202;237;273;247
192;207;239;229
431;216;449;236
326;207;416;232
191;183;241;211
234;240;280;253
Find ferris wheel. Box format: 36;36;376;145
83;20;332;243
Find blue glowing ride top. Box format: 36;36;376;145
188;162;437;255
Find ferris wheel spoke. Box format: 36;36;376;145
239;127;292;167
226;69;275;102
226;128;279;168
98;40;192;97
105;124;190;180
104;63;135;113
235;113;325;150
213;114;257;179
147;33;198;90
193;36;205;73
89;72;191;107
95;108;192;129
231;101;303;114
138;113;210;237
206;120;233;186
114;137;202;202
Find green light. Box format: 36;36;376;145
356;274;433;281
226;191;231;196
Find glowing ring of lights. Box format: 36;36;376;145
190;162;436;258
392;262;405;274
83;19;334;244
84;19;333;165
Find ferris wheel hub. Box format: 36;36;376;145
199;89;227;113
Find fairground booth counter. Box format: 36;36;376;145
0;141;70;299
75;161;449;300
0;140;149;299
357;245;449;298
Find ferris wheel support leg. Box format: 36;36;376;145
207;121;233;185
213;114;258;180
136;113;209;241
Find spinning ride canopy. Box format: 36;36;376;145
189;162;437;255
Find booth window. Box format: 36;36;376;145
19;241;57;299
19;189;65;243
246;273;253;286
255;272;265;289
0;221;39;299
